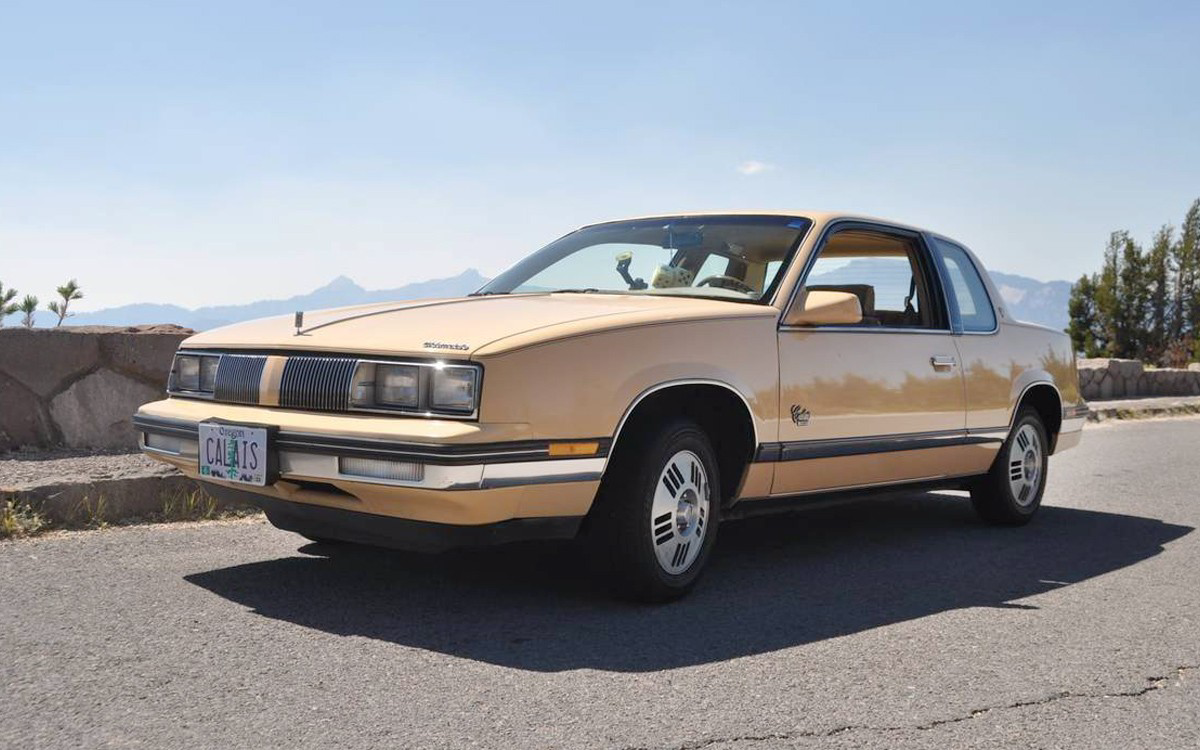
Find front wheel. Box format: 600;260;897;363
585;418;721;602
970;407;1049;525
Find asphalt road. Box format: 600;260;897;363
3;418;1198;750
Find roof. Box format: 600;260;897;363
580;210;931;234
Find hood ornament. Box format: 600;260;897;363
294;311;304;336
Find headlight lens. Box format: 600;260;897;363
170;352;219;396
431;365;478;412
175;355;200;391
171;353;219;393
377;364;419;407
199;356;219;392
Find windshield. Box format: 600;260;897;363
478;215;812;302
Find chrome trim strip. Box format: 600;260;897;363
480;458;604;489
766;470;982;499
754;427;1006;463
608;379;759;466
1009;380;1063;431
778;326;955;334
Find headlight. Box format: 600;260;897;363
350;361;478;416
431;365;478;413
171;353;219;394
350;363;419;409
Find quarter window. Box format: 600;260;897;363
932;239;997;332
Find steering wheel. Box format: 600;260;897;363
696;275;755;294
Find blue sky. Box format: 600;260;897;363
2;0;1198;310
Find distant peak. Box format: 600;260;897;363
319;275;362;292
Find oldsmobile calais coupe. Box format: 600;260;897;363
135;212;1086;600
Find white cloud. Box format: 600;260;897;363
736;160;778;176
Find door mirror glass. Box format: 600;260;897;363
784;290;863;326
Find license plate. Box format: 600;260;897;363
198;422;269;486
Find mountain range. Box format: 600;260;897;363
2;267;1069;332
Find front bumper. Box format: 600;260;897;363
212;486;582;552
134;405;606;528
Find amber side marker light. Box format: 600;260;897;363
548;442;601;457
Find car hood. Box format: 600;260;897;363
180;293;777;358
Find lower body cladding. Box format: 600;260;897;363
133;414;605;552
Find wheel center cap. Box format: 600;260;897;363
1024;451;1037;480
677;489;698;533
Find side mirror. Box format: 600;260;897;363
783;290;863;326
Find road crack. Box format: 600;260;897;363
630;665;1198;749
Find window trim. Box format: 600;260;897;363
925;233;1000;336
779;220;952;333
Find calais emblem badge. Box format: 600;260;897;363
790;404;811;426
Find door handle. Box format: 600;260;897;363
930;355;958;371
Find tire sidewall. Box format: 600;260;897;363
626;420;722;591
996;410;1050;518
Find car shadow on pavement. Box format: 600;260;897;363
185;493;1191;672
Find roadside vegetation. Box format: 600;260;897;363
1069;198;1200;366
0;489;259;541
0;279;84;328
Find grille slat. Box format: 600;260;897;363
213;355;266;404
279;356;356;412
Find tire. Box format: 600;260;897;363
971;407;1049;525
585;418;722;602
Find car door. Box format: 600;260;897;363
771;223;968;495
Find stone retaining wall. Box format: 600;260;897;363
0;326;192;451
1077;358;1200;401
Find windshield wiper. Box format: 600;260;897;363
468;290;508;296
546;288;602;294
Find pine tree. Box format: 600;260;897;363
18;295;39;328
1119;234;1149;357
1146;226;1172;362
47;279;83;327
1094;232;1123;357
0;282;18;327
1067;273;1102;357
1179;199;1200;339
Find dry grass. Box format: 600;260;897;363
159;487;221;522
0;497;47;539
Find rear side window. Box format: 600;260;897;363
932;239;997;332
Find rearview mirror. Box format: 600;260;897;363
783;290;863;326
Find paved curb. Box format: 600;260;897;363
2;472;257;536
1087;398;1200;422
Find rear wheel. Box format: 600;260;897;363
585;418;721;602
971;407;1049;525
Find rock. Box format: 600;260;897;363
1189;363;1200;372
100;330;189;384
48;370;163;450
0;371;55;450
0;329;100;397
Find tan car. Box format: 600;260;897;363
135;212;1086;600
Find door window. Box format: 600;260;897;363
931;239;997;332
802;230;941;328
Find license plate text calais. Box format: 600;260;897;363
198;422;269;486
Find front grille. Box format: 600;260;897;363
213;355;266;404
279;356;357;412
